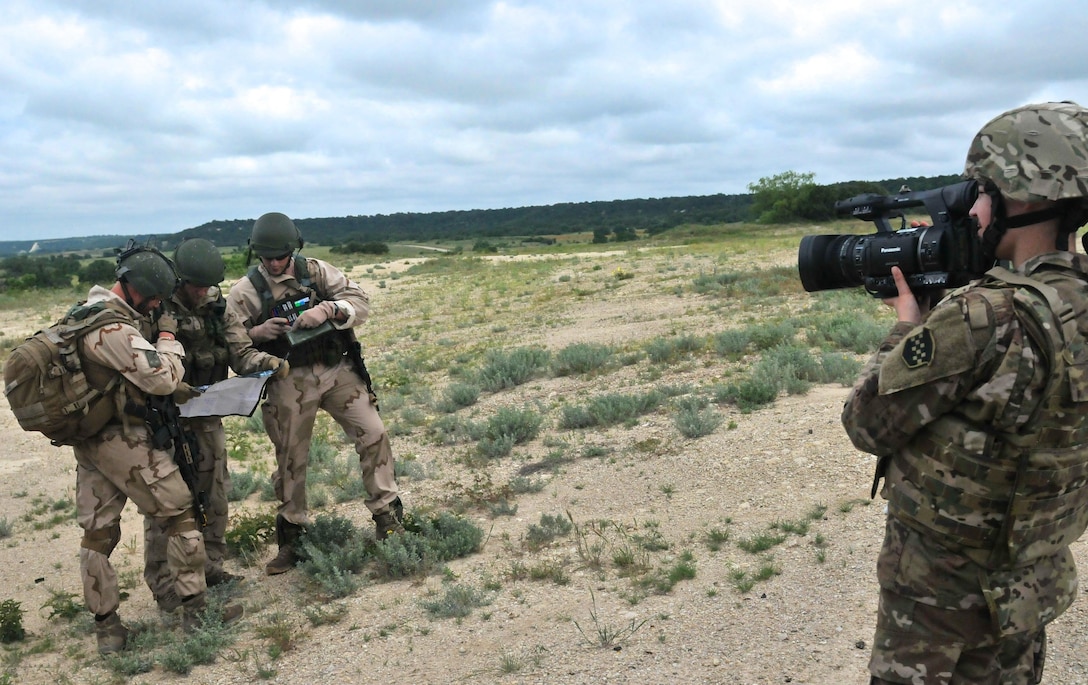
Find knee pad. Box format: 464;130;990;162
80;524;121;556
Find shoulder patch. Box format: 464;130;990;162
878;299;979;395
902;328;935;368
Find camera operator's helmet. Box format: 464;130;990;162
115;247;180;299
249;212;303;258
964;101;1088;202
173;238;225;287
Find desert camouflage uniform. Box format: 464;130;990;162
843;251;1088;684
71;285;205;616
225;257;399;527
143;287;282;602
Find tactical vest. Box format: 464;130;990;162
884;264;1088;570
247;257;351;366
170;291;229;387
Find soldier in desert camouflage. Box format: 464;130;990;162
143;238;289;613
72;246;242;656
225;212;403;576
842;102;1088;684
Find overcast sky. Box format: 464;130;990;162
2;1;1086;241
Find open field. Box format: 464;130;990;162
3;222;1088;684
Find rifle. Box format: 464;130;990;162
125;394;208;528
348;341;380;411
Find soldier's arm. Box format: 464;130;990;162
841;294;998;456
83;322;185;396
312;259;370;328
223;306;282;375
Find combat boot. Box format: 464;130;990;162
181;593;244;633
205;569;244;587
94;612;128;656
155;589;182;614
373;497;405;541
265;515;303;576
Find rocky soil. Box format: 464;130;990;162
2;244;1088;684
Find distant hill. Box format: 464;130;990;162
0;175;960;257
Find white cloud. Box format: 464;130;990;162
0;0;1085;239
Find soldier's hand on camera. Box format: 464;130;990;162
265;357;291;379
293;301;335;329
157;311;179;338
172;382;203;405
249;317;291;342
882;266;925;324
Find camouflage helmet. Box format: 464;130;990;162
249;212;303;258
173;238;225;287
964;101;1088;203
115;247;179;299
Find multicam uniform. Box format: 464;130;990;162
72;285;205;616
842;252;1088;684
225;256;399;527
143;286;281;602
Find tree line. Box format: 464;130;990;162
0;171;964;290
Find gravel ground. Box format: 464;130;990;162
3;247;1088;684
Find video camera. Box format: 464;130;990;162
797;180;991;297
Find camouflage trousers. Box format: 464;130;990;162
144;416;230;601
870;589;1045;684
262;358;398;526
74;426;206;616
871;518;1048;684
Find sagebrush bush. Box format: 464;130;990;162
476;346;551;392
673;398;723;439
558;390;664;429
551;342;614;376
436;382;480;412
644;334;704;364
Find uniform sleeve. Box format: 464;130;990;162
224;277;261;329
82;321;185;396
312;259;370;329
841;293;999;457
223;305;280;375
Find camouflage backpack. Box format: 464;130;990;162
3;302;130;446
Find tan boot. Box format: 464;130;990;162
265;515;303;575
94;612;128;656
373;497;406;541
181;593;244;633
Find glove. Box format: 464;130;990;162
157;311;179;337
294;301;336;330
265;357;291;379
248;317;291;343
172;382;203;405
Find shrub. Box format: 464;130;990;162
645;334;703;364
552;342;614;376
0;600;24;643
225;510;276;565
673;397;723;439
436;382;480;412
421;584;492;619
559;390;664;429
476;346;551;392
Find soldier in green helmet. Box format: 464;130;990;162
70;244;243;655
226;212;404;575
843;102;1088;683
142;238;289;613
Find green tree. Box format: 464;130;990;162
747;170;817;224
79;259;116;285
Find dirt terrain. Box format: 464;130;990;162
3;244;1088;684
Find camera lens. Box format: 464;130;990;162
797;234;863;292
